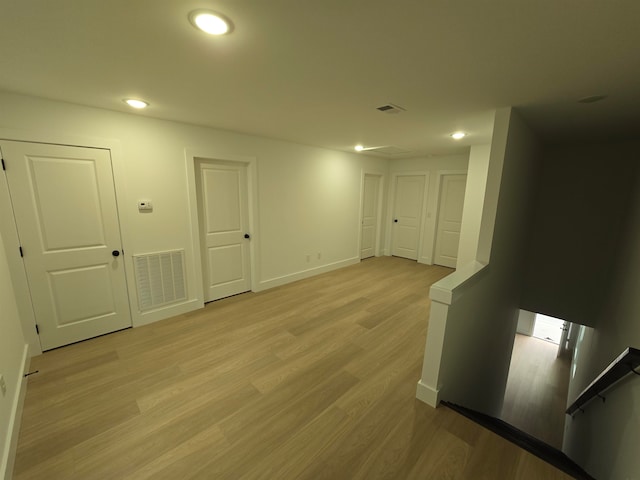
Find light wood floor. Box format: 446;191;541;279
501;334;571;449
14;257;573;479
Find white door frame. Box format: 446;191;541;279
385;171;429;260
431;170;467;264
185;149;259;304
557;321;572;357
0;128;131;356
357;170;385;259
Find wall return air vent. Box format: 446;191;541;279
134;249;187;311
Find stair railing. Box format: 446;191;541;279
566;346;640;416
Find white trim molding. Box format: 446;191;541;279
184;148;260;304
416;379;441;408
257;257;360;291
2;344;30;480
358;170;386;259
430;169;468;266
416;261;488;409
134;299;204;327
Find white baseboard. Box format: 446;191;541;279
418;256;433;265
133;298;203;327
2;344;30;480
135;257;362;323
416;380;440;408
257;257;360;291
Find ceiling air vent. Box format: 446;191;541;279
376;103;406;114
366;145;412;157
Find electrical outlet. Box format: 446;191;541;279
305;254;311;263
0;374;6;397
317;252;321;260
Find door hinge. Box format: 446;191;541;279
19;246;23;257
1;158;5;171
35;324;40;335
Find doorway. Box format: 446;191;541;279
0;140;131;350
360;173;382;260
532;313;565;344
195;159;252;302
433;173;467;268
390;174;427;260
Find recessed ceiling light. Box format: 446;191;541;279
189;10;232;35
124;99;149;109
354;145;365;152
450;132;466;140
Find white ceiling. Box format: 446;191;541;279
1;0;639;157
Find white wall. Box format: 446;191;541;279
387;154;469;264
520;142;639;327
0;91;389;353
417;108;541;415
457;144;490;268
562;152;640;480
0;230;29;479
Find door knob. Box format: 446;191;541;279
112;250;120;257
394;219;398;223
244;234;250;239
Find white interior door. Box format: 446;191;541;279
360;174;380;259
197;161;251;302
391;175;425;260
1;141;131;350
434;174;467;268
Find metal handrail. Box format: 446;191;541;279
566;346;640;416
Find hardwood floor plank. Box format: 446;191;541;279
514;449;575;480
501;334;571;449
460;428;520;479
350;401;441;480
21;364;181;429
297;366;423;479
13;257;574;479
285;296;370;336
120;424;228;480
173;327;294;376
240;406;352;480
190;370;360;479
273;320;368;360
406;428;471;480
136;354;278;413
223;366;360;445
13;399;140;476
72;383;259;478
336;354;422;420
358;292;423;329
10;450;75;480
251;337;363;394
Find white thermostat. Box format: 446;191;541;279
138;201;153;211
